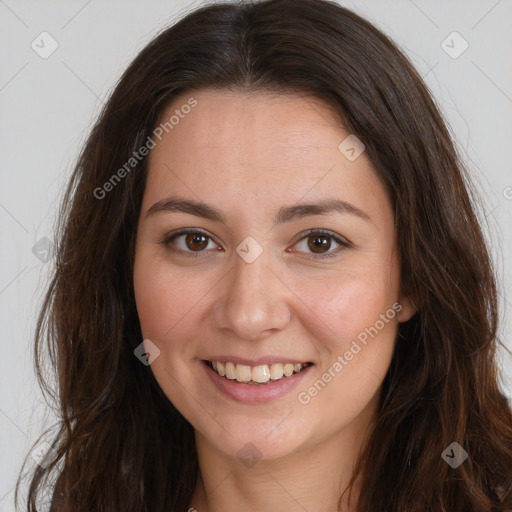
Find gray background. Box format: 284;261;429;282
1;1;511;509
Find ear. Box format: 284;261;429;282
396;290;417;323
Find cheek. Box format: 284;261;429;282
293;263;400;349
290;259;401;413
297;267;399;408
133;254;207;410
133;253;206;346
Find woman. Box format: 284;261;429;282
17;0;512;510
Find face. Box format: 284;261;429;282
133;89;415;464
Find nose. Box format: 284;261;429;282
213;248;291;341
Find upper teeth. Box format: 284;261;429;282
211;361;307;384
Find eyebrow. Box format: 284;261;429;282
145;196;372;224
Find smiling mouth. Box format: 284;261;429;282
205;360;312;385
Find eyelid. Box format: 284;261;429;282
161;228;351;259
291;228;351;246
288;228;351;260
161;228;220;256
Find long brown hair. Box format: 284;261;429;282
16;1;512;510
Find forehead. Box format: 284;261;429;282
144;89;390;224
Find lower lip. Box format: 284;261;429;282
203;361;312;404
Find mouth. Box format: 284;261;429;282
205;360;313;385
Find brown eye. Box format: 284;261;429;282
291;230;350;260
184;232;209;251
162;229;219;256
307;234;332;254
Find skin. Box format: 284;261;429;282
133;89;415;512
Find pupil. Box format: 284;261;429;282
309;235;330;253
186;233;208;251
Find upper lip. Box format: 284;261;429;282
204;356;312;366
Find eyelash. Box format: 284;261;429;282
161;228;351;260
